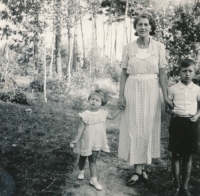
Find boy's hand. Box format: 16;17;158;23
165;105;175;116
190;115;199;122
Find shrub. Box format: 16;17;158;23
29;80;44;92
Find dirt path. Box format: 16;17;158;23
61;98;200;196
62;99;140;196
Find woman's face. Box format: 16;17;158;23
135;17;152;38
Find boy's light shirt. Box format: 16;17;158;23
168;81;200;117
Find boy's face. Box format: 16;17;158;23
179;65;195;85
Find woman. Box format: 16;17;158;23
118;13;173;185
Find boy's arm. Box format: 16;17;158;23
190;101;200;122
107;107;121;120
70;119;85;144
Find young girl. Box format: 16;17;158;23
70;89;121;190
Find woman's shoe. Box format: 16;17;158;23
126;172;141;186
141;170;148;183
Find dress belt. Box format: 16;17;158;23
129;74;158;79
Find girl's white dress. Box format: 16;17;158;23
74;109;110;156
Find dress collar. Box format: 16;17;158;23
132;37;155;55
86;109;99;114
178;81;194;89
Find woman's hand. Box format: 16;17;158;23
164;97;174;109
118;96;126;110
165;105;175;116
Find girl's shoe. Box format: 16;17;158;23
90;179;102;190
141;170;148;183
77;170;84;180
126;172;141;186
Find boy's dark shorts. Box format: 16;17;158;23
168;116;199;155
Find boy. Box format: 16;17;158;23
166;59;200;196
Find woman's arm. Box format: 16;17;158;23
70;119;85;144
118;68;128;110
159;68;173;108
107;107;121;120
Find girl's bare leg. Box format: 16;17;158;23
88;151;102;190
88;151;99;177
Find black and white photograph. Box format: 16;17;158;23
0;0;199;195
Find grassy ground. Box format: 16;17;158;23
0;92;78;196
0;92;200;196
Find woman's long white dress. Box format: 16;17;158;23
118;38;167;165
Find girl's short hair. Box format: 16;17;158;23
88;89;108;106
133;13;156;36
178;58;195;72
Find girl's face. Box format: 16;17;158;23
135;17;151;38
88;95;102;111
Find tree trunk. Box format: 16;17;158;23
55;0;62;79
79;0;86;68
73;20;78;72
123;0;129;46
105;1;112;57
102;7;105;58
34;0;39;75
43;39;47;102
94;0;97;49
110;0;114;64
49;31;54;77
113;11;117;61
91;6;95;70
49;0;55;77
67;30;74;88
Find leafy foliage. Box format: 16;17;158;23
154;2;200;75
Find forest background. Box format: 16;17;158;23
0;0;200;195
0;0;199;103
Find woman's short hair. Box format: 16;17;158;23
133;13;156;36
178;58;195;72
88;89;108;106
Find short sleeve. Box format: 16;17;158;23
121;45;129;69
158;43;167;69
168;87;173;100
197;88;200;101
78;110;108;124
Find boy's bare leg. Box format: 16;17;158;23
172;153;181;189
181;153;192;189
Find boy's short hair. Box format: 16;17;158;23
178;58;195;72
88;89;108;106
